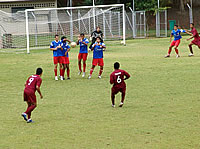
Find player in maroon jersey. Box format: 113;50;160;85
21;68;43;123
110;62;130;107
187;23;200;56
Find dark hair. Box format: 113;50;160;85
190;23;194;26
80;33;85;36
36;68;43;75
96;37;101;40
55;34;59;38
114;62;120;69
96;26;100;29
174;25;178;27
61;36;66;41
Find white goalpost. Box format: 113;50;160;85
25;4;126;54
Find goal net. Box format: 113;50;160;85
25;4;126;53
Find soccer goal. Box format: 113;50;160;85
25;4;126;53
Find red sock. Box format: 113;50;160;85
54;69;57;76
99;69;103;76
175;49;179;54
25;105;36;119
67;69;70;78
168;48;172;55
79;63;82;72
90;68;94;75
83;63;86;72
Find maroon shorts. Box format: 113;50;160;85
24;90;36;104
92;58;104;66
54;56;63;64
192;39;200;46
78;53;88;61
62;56;70;64
112;86;126;95
170;39;180;47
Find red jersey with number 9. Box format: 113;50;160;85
24;75;42;93
110;69;130;89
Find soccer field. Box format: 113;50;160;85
1;37;200;149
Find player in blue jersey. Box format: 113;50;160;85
165;25;191;58
61;36;71;80
76;33;89;77
50;35;63;80
88;37;106;79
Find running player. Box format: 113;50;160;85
110;62;130;107
76;33;89;77
50;35;63;81
165;25;190;58
21;68;43;123
88;37;106;79
61;36;71;80
187;23;200;56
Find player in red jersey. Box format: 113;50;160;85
187;23;200;56
21;68;43;123
110;62;130;107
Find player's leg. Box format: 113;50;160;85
165;43;174;58
111;87;116;107
26;102;37;123
82;54;88;77
174;46;180;58
89;65;96;79
62;64;66;79
54;57;58;80
188;42;195;56
98;66;103;79
59;57;64;80
66;64;70;79
119;88;126;107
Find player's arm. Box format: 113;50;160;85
36;85;43;99
124;71;130;80
181;29;193;36
77;37;81;45
67;39;71;43
65;47;71;56
110;74;114;84
169;34;173;42
91;44;96;51
187;36;194;41
50;43;57;51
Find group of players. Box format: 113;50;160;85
21;27;131;123
165;23;200;58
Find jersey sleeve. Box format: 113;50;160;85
67;45;70;49
85;39;89;44
180;29;186;33
124;70;130;79
110;73;114;84
102;43;106;48
171;31;174;36
36;78;42;88
50;42;54;48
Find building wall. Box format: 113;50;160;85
0;1;57;13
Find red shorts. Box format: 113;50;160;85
170;40;180;47
92;58;104;66
62;56;70;64
112;87;126;95
24;90;36;104
53;56;63;64
192;39;200;46
78;53;88;61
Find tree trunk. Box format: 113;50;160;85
180;0;185;11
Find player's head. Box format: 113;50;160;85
114;62;120;70
55;34;59;41
96;26;101;32
36;68;43;76
190;23;194;28
61;36;67;42
174;25;178;30
96;37;101;43
80;33;85;39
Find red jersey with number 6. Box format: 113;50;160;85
110;69;130;89
24;75;42;93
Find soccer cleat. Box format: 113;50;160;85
164;55;170;58
21;113;27;121
88;75;91;79
176;55;180;58
78;71;82;75
82;72;85;78
119;102;124;107
60;76;64;80
98;75;102;79
55;76;58;81
188;53;194;57
27;119;34;123
63;77;65;80
67;77;70;80
112;104;115;108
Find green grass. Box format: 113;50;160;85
1;37;200;149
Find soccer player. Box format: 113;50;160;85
187;23;200;56
21;68;43;123
110;62;130;107
61;36;71;80
89;37;106;79
89;26;103;50
165;25;189;58
76;33;89;77
50;35;63;81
